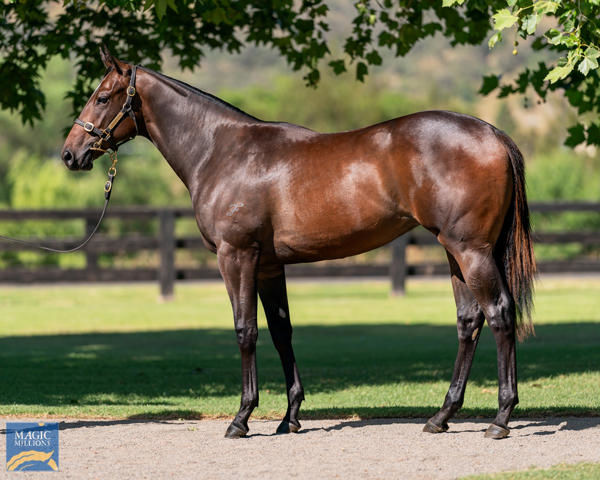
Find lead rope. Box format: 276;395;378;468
0;152;118;253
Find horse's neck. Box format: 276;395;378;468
138;69;256;188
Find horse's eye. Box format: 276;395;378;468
97;96;109;105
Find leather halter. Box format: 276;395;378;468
74;65;139;153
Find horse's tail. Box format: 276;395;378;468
495;129;537;340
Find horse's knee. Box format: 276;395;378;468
456;303;484;341
236;323;258;350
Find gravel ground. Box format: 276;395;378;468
1;417;599;479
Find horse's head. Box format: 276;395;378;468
61;46;139;170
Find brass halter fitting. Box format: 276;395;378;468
90;139;109;153
104;151;118;194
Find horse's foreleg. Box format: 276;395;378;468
424;252;484;434
218;243;260;438
258;268;305;434
442;242;518;439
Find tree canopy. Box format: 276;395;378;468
2;0;600;147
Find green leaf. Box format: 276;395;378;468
356;62;368;82
522;13;539;35
544;63;573;83
565;89;583;107
155;0;166;19
488;31;502;49
565;124;585;147
442;0;465;7
365;50;382;65
479;74;500;95
584;46;600;61
546;29;562;45
578;48;600;76
328;59;346;75
562;33;580;48
586;123;600;145
507;0;518;6
166;0;177;14
492;9;519;31
534;1;559;15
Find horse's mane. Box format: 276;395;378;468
139;66;258;120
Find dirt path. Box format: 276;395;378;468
2;417;599;479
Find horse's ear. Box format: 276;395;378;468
99;44;125;75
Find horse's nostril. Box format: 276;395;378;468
63;149;73;164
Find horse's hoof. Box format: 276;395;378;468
423;420;449;434
224;422;248;439
276;420;300;434
484;424;510;439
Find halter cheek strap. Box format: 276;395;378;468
74;65;139;153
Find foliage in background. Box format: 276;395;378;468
2;1;600;147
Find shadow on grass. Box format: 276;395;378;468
0;323;598;415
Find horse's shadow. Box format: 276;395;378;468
1;416;597;438
294;417;600;437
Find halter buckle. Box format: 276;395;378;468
84;122;94;133
127;86;136;97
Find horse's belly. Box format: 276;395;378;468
268;152;418;262
272;213;418;263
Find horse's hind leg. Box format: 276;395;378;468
258;267;305;434
442;241;518;439
424;251;485;434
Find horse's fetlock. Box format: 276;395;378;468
289;384;305;404
445;386;464;410
498;388;518;409
241;392;258;409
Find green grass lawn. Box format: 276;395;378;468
465;462;600;479
0;277;599;419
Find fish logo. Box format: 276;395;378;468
6;422;59;472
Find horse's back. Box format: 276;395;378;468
262;111;512;262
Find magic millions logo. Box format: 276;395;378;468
6;422;59;472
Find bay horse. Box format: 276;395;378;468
61;47;535;439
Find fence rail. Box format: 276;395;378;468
1;202;598;297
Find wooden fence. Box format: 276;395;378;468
0;202;599;297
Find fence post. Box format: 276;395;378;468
390;235;408;296
158;210;176;300
85;217;99;272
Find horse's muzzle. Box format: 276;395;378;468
62;148;76;169
62;148;93;171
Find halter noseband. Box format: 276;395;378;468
74;65;139;153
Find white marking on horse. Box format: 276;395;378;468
372;130;392;149
278;308;286;318
226;202;245;216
